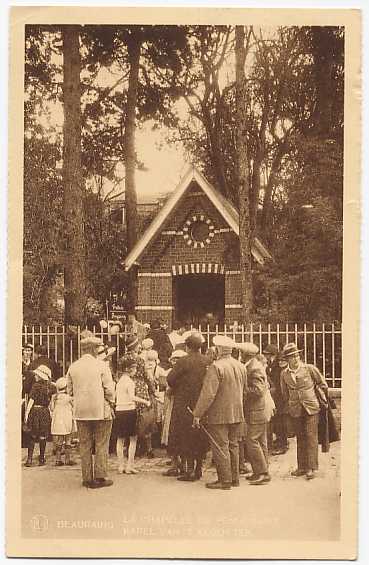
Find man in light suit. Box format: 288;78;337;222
193;335;247;490
67;332;115;489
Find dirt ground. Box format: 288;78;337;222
21;438;340;542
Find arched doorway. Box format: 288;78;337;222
173;274;225;326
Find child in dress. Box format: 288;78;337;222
50;377;75;466
24;365;55;466
139;338;155;363
115;356;150;474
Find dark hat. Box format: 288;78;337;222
185;332;204;349
125;334;139;351
264;344;279;356
281;343;303;358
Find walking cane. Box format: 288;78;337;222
186;406;227;459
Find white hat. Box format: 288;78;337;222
141;338;154;350
97;345;116;359
56;377;68;390
238;342;259;355
33;365;51;381
213;335;236;349
170;350;188;360
182;330;205;344
80;330;103;346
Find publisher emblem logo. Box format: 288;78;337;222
30;514;49;532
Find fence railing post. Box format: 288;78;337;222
22;322;341;388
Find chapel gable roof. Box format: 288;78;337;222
124;165;272;270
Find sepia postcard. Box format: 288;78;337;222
7;5;361;559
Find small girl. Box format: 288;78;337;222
24;365;54;466
139;338;155;363
50;377;75;466
115;356;150;474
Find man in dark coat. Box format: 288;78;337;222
264;344;289;455
167;332;209;481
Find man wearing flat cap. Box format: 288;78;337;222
280;343;328;480
193;335;247;490
67;332;115;489
239;342;271;485
167;332;209;481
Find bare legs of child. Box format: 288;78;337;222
117;436;139;474
116;437;125;474
126;436;138;473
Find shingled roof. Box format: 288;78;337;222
124;165;272;270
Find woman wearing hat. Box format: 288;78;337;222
167;332;209;481
280;343;328;480
161;349;187;476
123;335;156;458
24;365;55;466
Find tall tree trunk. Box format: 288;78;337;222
310;27;334;137
62;25;86;325
260;140;287;238
124;33;141;310
235;26;253;321
250;152;261;233
203;108;230;200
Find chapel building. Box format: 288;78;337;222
124;166;271;327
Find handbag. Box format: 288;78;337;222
307;365;329;409
264;388;276;422
22;421;31;434
137;405;157;437
314;384;329;409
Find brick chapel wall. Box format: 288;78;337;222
139;189;240;273
136;181;243;325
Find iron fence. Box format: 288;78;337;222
22;322;342;389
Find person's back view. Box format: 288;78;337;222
147;319;173;369
193;335;247;490
67;333;115;489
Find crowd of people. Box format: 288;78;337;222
21;315;337;490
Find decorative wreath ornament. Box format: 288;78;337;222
182;214;216;248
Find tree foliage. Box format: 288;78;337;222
23;24;344;324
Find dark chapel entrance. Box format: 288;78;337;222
173;274;225;326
